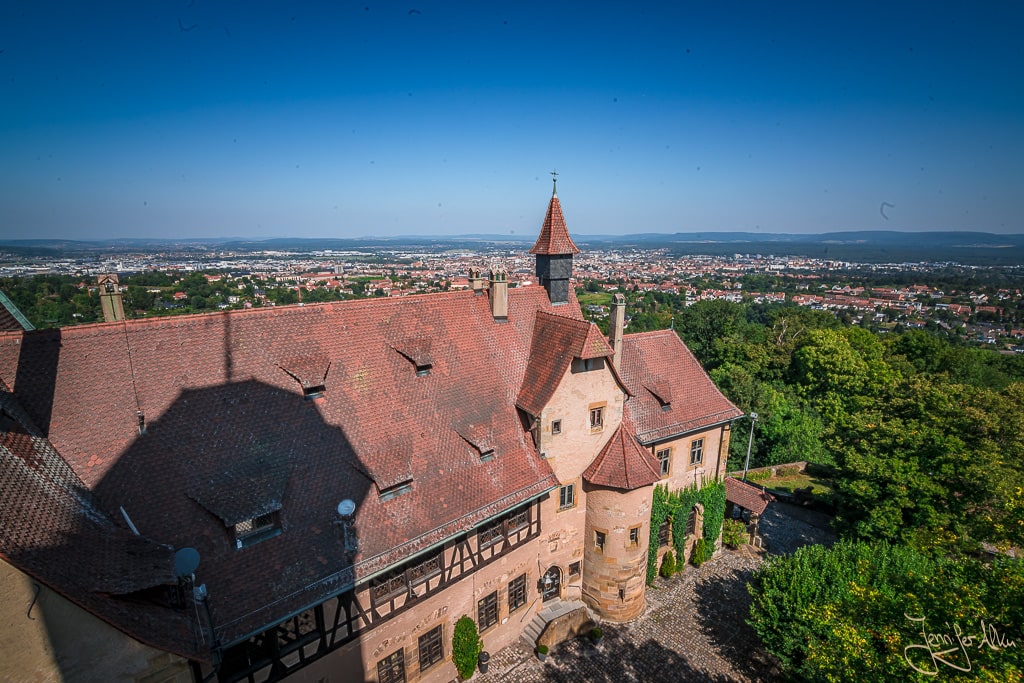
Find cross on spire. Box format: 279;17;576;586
550;170;558;196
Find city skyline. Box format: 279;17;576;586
2;1;1022;239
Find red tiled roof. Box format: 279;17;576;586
0;285;577;650
582;423;661;490
529;195;580;255
620;330;743;444
0;393;200;658
725;477;774;516
516;311;620;416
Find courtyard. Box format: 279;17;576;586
476;502;836;682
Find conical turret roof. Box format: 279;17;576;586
529;193;580;256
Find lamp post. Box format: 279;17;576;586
742;413;758;481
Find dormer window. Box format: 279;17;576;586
233;512;281;549
378;480;413;502
279;356;331;401
454;419;495;462
645;380;673;412
393;337;434;377
303;384;326;400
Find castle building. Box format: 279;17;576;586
0;184;741;683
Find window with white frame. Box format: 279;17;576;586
689;438;704;466
558;483;575;510
656;447;671;476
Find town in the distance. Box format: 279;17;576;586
3;234;1024;350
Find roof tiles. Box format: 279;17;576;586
0;286;574;650
725;476;775;516
582;423;661;490
516;311;617;416
620;330;743;444
529;195;580;255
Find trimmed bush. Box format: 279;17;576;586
691;538;713;566
722;518;748;548
659;550;677;578
452;616;482;680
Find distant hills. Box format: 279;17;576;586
3;231;1024;265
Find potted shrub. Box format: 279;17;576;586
536;643;549;661
453;616;482;679
589;626;603;644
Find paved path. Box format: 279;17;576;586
476;503;835;682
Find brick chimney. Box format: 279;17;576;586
489;269;508;322
97;274;126;323
608;293;625;369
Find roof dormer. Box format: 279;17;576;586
392;336;434;376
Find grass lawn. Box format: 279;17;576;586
746;464;837;510
758;472;833;496
577;292;613;307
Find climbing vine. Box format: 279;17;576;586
646;479;727;584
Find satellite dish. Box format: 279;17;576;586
174;547;200;577
337;499;356;517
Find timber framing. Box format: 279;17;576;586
213;498;543;683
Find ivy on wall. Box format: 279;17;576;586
646;479;727;584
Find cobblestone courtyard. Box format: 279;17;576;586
476;503;835;683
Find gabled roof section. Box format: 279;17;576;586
583;423;661;490
516;311;623;416
529;194;580;256
725;476;774;516
621;330;744;444
0;391;198;657
580;323;615;359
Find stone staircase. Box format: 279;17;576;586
520;599;592;649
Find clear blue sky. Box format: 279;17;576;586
1;1;1022;239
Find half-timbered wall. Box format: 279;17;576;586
212;498;544;683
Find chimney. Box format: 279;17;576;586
469;268;484;295
98;274;126;323
489;269;508;322
608;293;625;369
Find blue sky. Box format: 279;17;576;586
1;1;1022;239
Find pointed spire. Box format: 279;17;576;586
551;169;558;197
529;181;579;256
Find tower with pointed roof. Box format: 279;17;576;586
530;172;580;305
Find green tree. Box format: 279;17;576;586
830;377;1024;551
748;541;1024;683
452;616;482;679
675;299;746;369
